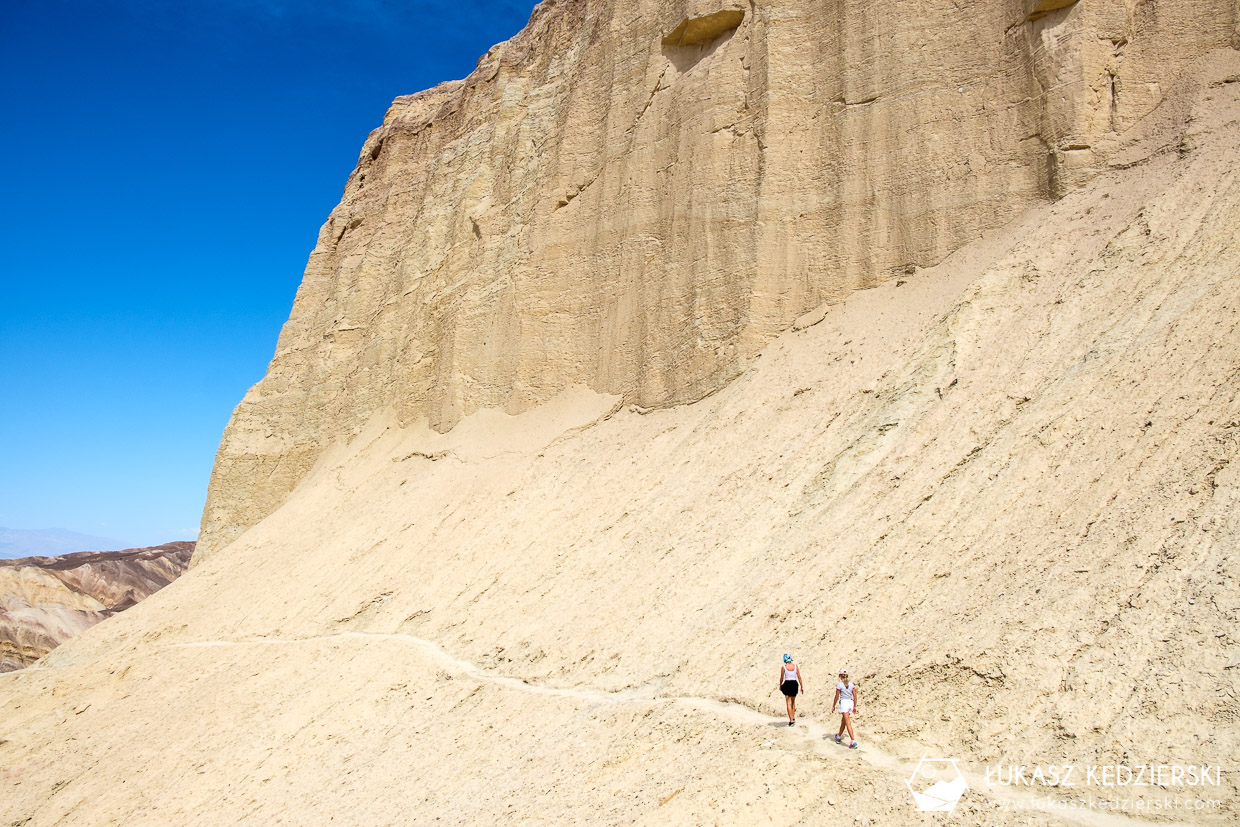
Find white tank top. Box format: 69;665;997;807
837;681;855;701
783;665;797;682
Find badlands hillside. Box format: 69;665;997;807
0;543;193;672
3;1;1239;825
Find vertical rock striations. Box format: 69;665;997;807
197;0;1238;559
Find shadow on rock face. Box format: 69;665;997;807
661;8;745;72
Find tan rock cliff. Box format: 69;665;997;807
4;66;1238;820
197;0;1239;559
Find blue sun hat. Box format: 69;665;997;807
783;653;792;663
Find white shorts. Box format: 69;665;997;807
838;699;854;714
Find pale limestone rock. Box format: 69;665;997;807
662;6;746;48
197;0;1238;559
3;54;1240;824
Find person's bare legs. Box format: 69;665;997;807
785;694;796;723
837;712;855;742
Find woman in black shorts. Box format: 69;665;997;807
778;654;803;725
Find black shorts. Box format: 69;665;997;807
781;680;799;698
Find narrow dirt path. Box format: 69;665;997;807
166;632;1201;827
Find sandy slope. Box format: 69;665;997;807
2;53;1239;827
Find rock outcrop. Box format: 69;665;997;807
4;66;1239;818
6;0;1236;821
0;542;194;671
197;0;1239;559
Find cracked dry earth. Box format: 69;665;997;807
3;56;1240;827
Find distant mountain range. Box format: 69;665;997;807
0;541;195;671
0;527;136;560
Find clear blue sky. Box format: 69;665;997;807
0;0;538;548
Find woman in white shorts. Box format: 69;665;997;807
832;668;859;748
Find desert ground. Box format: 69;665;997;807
2;50;1238;824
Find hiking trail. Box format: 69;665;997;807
165;631;1199;827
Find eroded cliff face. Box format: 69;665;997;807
5;66;1238;820
198;0;1238;559
0;543;193;671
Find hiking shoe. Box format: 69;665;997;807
834;734;842;744
849;741;859;749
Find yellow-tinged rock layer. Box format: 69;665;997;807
7;1;1232;821
197;0;1239;558
3;50;1237;824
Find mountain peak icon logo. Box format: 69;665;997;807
906;755;968;814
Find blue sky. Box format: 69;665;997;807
0;0;538;549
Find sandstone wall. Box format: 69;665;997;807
197;0;1238;559
5;54;1239;823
